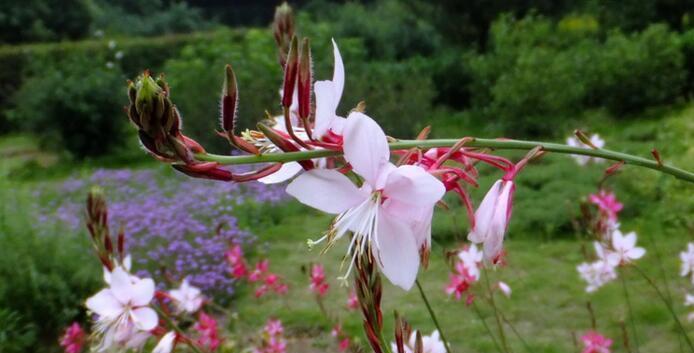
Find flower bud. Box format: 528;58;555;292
574;129;598;149
135;73;163;132
282;36;299;108
221;64;238;132
257;122;314;170
273;2;295;67
298;37;312;120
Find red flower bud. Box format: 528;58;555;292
221;64;238;132
282;36;299;108
298;37;312;120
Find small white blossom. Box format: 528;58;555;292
566;134;605;165
610;230;645;264
153;331;176;353
680;243;694;284
169;278;204;314
392;330;447;353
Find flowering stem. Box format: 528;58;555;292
482;267;510;353
195;138;694;183
472;301;505;353
632;265;694;351
414;279;452;353
619;269;641;353
152;306;204;353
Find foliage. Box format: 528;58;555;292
0;0;93;44
7;55;127;158
680;29;694;97
0;309;37;353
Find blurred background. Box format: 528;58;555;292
0;1;693;352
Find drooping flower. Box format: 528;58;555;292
497;281;512;298
59;322;86;353
312;39;346;140
467;180;515;262
589;190;623;222
610;230;645;264
566;134;605;165
287;112;445;290
680;243;694;283
169;278;205;314
309;263;330;297
85;266;157;352
152;331;176;353
580;331;612;353
391;330;447;353
194;312;222;352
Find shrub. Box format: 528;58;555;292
680;29;694;97
7;55;127;158
0;0;93;44
0;309;36;353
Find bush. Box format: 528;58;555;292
0;309;36;353
7;55;127;158
0;0;93;44
680;29;694;97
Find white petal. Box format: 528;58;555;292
375;211;419;290
131;307;158;331
109;267;134;304
342;112;390;186
258;162;303;184
628;247;646;260
331;39;345;103
287;169;366;214
86;289;123;318
468;180;502;243
130;278;155;307
313;80;337;138
153;331;176;353
384;165;445;207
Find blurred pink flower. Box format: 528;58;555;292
59;322;85;353
445;262;477;301
249;260;270;282
581;331;612;353
194;312;222;352
346;291;359;310
339;338;351;352
589;190;622;222
264;319;284;337
310;264;330;297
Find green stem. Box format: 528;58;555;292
633;265;694;352
195;138;694;183
619;269;641;353
472;301;505;353
415;279;452;353
498;310;533;353
483;267;511;353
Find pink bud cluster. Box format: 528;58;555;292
331;324;351;352
194;312;222;352
59;322;86;353
445;245;483;303
254;319;288;353
580;331;612;353
309;263;330;297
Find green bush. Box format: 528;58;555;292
0;183;100;351
0;0;93;44
7;55;127;158
680;29;694;97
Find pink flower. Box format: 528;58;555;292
346;291;359;310
468;179;515;261
589;190;622;222
445;263;477;301
339;338;350;352
310;264;330;297
581;331;612;353
226;245;248;279
249;260;270;282
287;112;445;290
59;322;85;353
264;319;284;337
194;312;222;352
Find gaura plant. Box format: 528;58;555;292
81;3;694;353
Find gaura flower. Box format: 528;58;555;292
580;331;612;353
152;331;176;353
59;322;86;353
610;230;645;264
497;281;512;298
589;190;623;222
194;312;222;352
457;244;483;280
566;134;605;166
309;263;330;297
313;39;346;139
467;180;515;262
680;243;694;283
287;112;445;290
85;266;157;352
169;278;204;314
391;330;447;353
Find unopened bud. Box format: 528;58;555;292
414;331;424;353
651;148;663;166
257;122;314;170
221;64;239;132
282;36;299;108
273;2;295;67
298;38;312;120
574;129;598;149
134;73;164;132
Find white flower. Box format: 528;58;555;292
287;113;445;290
392;330;447;353
610;230;645;264
169;278;204;314
566;134;605;165
108;40;117;49
467;180;515;261
680;243;694;283
114;50;124;60
498;281;512;298
313;39;346;139
577;259;617;293
153;331;176;353
85;266;157;351
457;244;483;280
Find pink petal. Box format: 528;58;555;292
383;200;432;249
287;169;366;214
130;278;155;307
468;180;502;243
384;165;445;207
258;162;303;184
375;210;419;290
85;289;122;318
313;80;337;138
131;307;158;331
342;112;390;186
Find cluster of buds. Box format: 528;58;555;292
59;322;86;353
354;252;385;353
86;187;127;271
226;246;288;298
272;2;295;68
